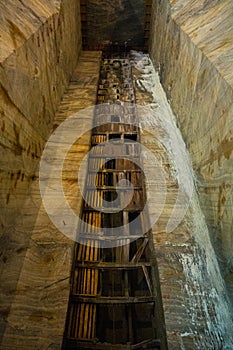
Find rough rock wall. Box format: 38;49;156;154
133;52;233;349
149;0;233;296
0;0;82;343
0;51;101;350
0;0;81;228
86;0;145;49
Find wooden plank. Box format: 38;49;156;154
64;338;160;349
78;303;85;338
77;233;142;240
91;305;97;339
142;265;153;296
83;304;89;338
76;262;151;269
131;238;149;263
71;295;155;304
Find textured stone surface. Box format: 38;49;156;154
0;0;81;229
0;0;61;62
0;51;101;349
1;0;233;348
0;0;82;345
86;0;145;49
149;0;233;300
132;52;233;349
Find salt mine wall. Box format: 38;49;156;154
0;0;81;229
134;53;233;349
0;0;82;343
149;0;233;294
1;0;233;349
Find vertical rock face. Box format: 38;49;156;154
86;0;145;49
0;51;101;349
0;0;82;344
149;0;233;299
132;51;233;349
0;0;81;228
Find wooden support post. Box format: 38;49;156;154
142;265;153;296
131;238;149;263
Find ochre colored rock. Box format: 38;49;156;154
149;0;233;300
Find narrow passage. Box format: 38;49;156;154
62;52;167;350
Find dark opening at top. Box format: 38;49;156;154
80;0;152;53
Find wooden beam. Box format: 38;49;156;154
64;338;161;349
77;233;142;241
142;265;153;296
131;238;149;263
76;262;151;270
71;295;155;304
